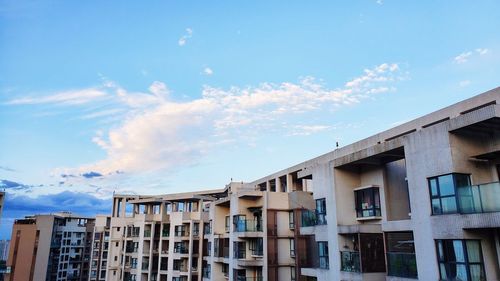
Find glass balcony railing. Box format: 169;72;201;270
387;252;418;279
340;251;360;272
457;182;500;214
234;220;263;232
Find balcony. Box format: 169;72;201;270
234;220;263;232
144;230;152;238
386;252;417;279
340;251;360;272
457;182;500;214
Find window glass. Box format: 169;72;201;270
441;197;458;213
466;241;481;263
438;175;455;196
430;178;439;196
432;199;442;215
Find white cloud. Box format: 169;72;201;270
9;63;404;177
78;63;403;174
459;80;471;87
476;48;489;55
178;28;193;46
454;51;472;64
454;48;489;64
287;125;331;136
203;67;214;76
376;0;383;5
6;89;108;105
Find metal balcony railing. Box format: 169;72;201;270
457;182;500;214
387;252;418;278
340;251;360;272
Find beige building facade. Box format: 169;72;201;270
102;87;500;281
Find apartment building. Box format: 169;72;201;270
106;190;227;281
0;191;4;221
201;181;315;281
5;212;94;281
89;215;111;281
235;87;500;281
101;87;499;281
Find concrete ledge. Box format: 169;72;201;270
337;223;382;234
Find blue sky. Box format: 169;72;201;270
1;0;499;238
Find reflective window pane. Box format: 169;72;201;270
441;197;457;214
439;175;455;196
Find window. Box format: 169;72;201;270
175;225;186;237
386;232;418;278
233;241;246;259
355;187;381;218
290;239;295;257
249;238;263;256
316;198;327;225
225;216;230;232
436;239;485;281
222;263;229;277
429;174;471;215
291;267;296;281
289;211;295;229
192;223;199;236
318;242;329;269
233;215;246;232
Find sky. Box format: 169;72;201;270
0;0;499;239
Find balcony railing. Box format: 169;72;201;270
174;246;189;254
301;210;317;227
387;252;418;279
457;182;500;214
234;220;263;232
236;277;264;281
340;251;360;272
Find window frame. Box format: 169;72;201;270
435;239;485;281
317;241;329;269
315;198;327;225
428;173;471;215
354;186;381;218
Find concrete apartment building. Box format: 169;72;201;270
238;86;500;281
5;212;95;281
89;215;111;281
106;190;226;281
100;87;500;281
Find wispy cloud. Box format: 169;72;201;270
475;48;489;55
287;125;331;136
0;166;15;172
454;48;489;64
178;28;193;46
6;88;108;105
454;51;472;64
203;67;214;76
77;63;404;175
6;63;405;184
